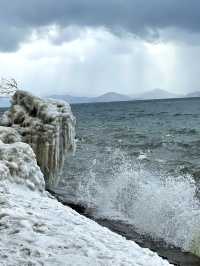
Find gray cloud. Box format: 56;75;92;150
0;0;200;51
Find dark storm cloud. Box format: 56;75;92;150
0;0;200;51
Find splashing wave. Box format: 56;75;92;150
78;152;200;256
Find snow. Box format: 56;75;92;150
0;183;173;266
0;126;21;143
0;137;44;192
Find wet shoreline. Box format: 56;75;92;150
48;189;200;266
95;219;200;266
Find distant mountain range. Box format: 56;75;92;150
49;89;184;104
186;91;200;98
49;94;92;104
131;89;183;100
2;89;200;108
49;92;132;104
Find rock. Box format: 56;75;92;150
0;90;76;188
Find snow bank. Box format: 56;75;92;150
1;90;76;188
0;184;172;266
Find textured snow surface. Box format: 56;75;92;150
0;138;45;192
0;182;173;266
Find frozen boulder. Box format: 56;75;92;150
1;90;76;188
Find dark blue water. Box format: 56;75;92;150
69;98;200;178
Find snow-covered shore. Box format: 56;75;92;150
0;92;172;266
0;179;173;266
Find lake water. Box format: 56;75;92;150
55;98;200;261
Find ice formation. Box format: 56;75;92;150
1;90;76;188
0;130;45;192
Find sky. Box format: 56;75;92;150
0;0;200;96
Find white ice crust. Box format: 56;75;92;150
0;186;173;266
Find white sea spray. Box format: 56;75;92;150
76;150;200;256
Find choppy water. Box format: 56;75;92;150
57;98;200;257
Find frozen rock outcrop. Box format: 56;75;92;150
1;90;76;188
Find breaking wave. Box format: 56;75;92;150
77;151;200;256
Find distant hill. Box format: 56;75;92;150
131;89;182;100
186;91;200;98
49;94;91;104
49;92;131;104
92;92;131;103
49;89;186;104
0;97;10;107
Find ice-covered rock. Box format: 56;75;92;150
0;126;21;143
0;130;45;191
1;90;76;188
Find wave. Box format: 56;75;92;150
169;128;198;135
77;151;200;256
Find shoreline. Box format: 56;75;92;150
48;189;200;266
